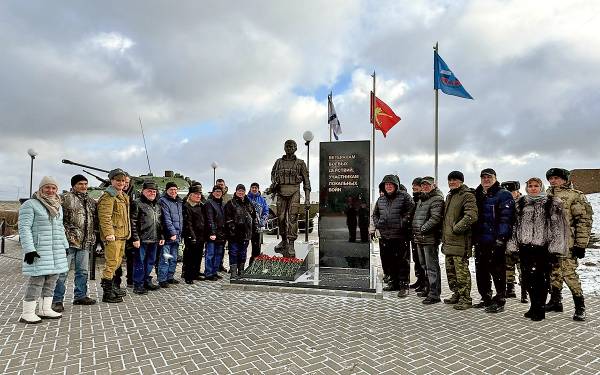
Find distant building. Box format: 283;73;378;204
571;169;600;194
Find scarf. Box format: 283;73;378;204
33;191;61;218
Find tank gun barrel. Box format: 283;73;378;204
83;169;109;185
62;159;110;174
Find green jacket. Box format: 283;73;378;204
441;184;478;257
547;183;593;249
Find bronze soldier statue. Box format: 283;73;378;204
265;140;311;257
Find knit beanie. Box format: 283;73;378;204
447;171;464;182
412;177;423;186
39;176;59;190
165;182;178;190
71;174;88;187
235;184;246;192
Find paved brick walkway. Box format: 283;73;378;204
1;238;599;375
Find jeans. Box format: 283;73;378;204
53;247;89;303
134;242;158;287
205;241;225;277
25;274;59;301
229;240;249;267
417;243;441;299
157;241;179;282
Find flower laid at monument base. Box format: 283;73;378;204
242;254;305;281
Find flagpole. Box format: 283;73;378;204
329;91;332;142
371;71;376;205
434;42;439;184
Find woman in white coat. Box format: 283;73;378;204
18;176;69;323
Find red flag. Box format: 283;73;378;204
370;92;401;137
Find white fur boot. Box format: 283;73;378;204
19;300;42;324
38;297;62;319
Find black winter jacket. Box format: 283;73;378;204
372;175;414;240
183;201;206;243
412;188;445;245
130;195;164;243
205;195;226;243
224;195;258;242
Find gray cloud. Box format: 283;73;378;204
1;0;599;199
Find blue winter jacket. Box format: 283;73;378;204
18;198;69;276
159;194;183;242
473;182;515;245
247;191;269;226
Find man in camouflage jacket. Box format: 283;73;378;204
545;168;593;321
52;175;98;312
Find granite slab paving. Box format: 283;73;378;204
0;237;599;374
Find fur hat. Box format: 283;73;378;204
39;176;59;190
447;171;464;182
70;174;88;187
501;181;520;192
546;168;570;182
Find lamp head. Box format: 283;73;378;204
211;161;218;169
303;131;314;143
27;148;38;158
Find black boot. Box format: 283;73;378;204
229;264;239;280
397;283;409;298
237;263;244;277
101;279;123;303
506;283;516;298
573;295;586;321
520;287;528;303
545;287;563;312
113;279;127;297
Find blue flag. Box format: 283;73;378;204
434;52;473;99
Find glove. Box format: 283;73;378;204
24;251;41;265
573;246;586;259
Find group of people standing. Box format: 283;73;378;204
373;167;593;322
17;170;269;324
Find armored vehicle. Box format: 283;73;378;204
62;159;191;199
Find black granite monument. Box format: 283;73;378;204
318;141;371;290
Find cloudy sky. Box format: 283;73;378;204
1;0;599;200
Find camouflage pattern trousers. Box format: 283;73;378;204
506;252;522;285
445;255;472;303
276;190;300;242
549;249;583;297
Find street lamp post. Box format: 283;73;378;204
302;131;314;243
211;161;218;187
27;148;38;198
